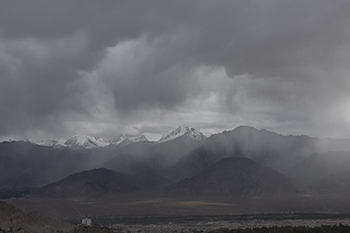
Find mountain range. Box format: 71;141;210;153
3;125;350;190
35;124;207;150
3;125;350;218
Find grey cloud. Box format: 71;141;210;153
1;0;350;139
191;1;350;79
98;37;200;113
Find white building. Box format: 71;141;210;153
81;216;92;226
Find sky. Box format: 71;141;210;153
1;0;350;141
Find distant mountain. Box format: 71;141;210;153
120;132;163;143
5;125;350;197
165;157;306;197
0;141;87;189
203;126;318;173
117;134;149;144
162;147;228;182
109;133;151;148
38;133;111;149
104;125;208;169
8;126;350;217
64;134;111;149
101;154;173;187
160;125;207;143
162;126;318;182
38;132;158;150
37;137;67;148
35;125;204;150
288;151;350;192
33;168;142;199
0;170;46;189
310;170;350;193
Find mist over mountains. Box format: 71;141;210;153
165;157;307;197
3;125;350;217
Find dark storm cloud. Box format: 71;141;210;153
1;0;350;139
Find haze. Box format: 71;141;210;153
1;0;350;141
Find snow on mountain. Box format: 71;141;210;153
37;137;67;148
64;133;110;149
112;134;128;145
35;125;206;149
112;132;163;146
129;134;148;143
38;134;110;149
114;133;149;145
142;132;163;142
159;125;207;143
36;132;154;150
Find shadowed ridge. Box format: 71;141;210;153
162;145;245;182
288;151;350;193
202;125;317;173
165;157;306;197
0;141;86;189
33;168;142;199
101;154;173;187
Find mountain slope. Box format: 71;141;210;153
203;126;318;173
113;130;207;170
288;151;350;192
165;157;306;197
0;141;87;188
310;170;350;193
101;154;172;187
33;168;142;199
162;146;242;182
160;125;207;142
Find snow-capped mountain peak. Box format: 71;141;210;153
142;132;163;142
35;126;206;149
159;124;207;142
112;133;150;146
37;133;110;149
37;137;67;148
64;133;110;149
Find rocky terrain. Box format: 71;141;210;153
0;200;73;233
68;223;113;233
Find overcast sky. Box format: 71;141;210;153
1;0;350;141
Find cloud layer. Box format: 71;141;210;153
1;0;350;140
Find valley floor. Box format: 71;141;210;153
5;189;350;221
109;218;350;233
